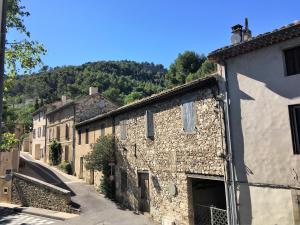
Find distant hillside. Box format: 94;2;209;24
8;60;167;105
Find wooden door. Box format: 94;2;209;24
138;172;150;212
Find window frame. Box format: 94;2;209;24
85;128;89;144
181;99;196;134
283;45;300;77
78;129;82;145
289;104;300;155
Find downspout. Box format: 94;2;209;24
72;105;76;173
220;61;239;225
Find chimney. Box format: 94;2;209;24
89;87;98;95
61;95;67;104
231;24;243;44
243;18;252;41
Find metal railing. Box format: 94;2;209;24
194;204;228;225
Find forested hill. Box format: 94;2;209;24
8;60;167;105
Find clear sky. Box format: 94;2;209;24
8;0;300;69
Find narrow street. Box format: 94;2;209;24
18;153;157;225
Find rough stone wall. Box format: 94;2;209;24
11;173;77;213
75;94;118;123
74;118;113;187
114;86;225;225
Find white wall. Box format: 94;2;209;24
221;37;300;225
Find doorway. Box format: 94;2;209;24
65;146;69;161
191;178;227;225
138;172;150;212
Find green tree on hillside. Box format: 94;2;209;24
165;51;206;86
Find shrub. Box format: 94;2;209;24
58;161;72;175
85;135;115;199
49;140;62;165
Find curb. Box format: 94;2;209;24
13;207;71;221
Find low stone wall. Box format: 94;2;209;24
11;173;78;213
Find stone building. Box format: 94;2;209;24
74;117;113;187
209;21;300;225
32;107;47;160
45;87;118;171
75;76;227;225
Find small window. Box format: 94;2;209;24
56;126;60;141
3;187;8;194
100;124;105;136
121;170;127;193
33;129;36;139
120;120;127;140
38;127;41;138
182;100;196;133
145;110;154;138
284;46;300;76
65;124;69;140
289;104;300;154
42;125;46;137
78;129;82;145
85;128;89;144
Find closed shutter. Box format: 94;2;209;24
145;110;154;138
182;101;196;132
120;120;127;140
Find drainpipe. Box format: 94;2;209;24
220;61;239;225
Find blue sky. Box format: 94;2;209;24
7;0;300;69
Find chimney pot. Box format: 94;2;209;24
231;24;243;44
89;87;98;95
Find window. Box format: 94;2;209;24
284;46;300;76
56;126;60;141
65;124;69;140
85;128;89;144
42;125;46;137
78;129;82;145
182;100;196;133
33;129;36;139
100;123;105;136
289;104;300;154
37;127;41;138
145;110;154;138
49;128;52;141
120;120;127;140
121;170;127;193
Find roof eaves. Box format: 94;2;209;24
75;74;219;127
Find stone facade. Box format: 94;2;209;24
45;92;118;172
74;118;113;188
113;83;225;225
11;173;77;213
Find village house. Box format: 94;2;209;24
74;117;113;187
209;20;300;225
75;76;228;225
32;106;48;161
45;87;118;172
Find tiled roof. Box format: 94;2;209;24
208;21;300;62
75;74;218;127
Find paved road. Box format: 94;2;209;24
20;153;157;225
0;207;57;225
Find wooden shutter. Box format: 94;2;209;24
182;101;196;132
120;120;127;140
56;126;60;141
145;110;154;138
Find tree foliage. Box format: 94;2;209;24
85;135;115;199
49;140;62;165
0;132;19;151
